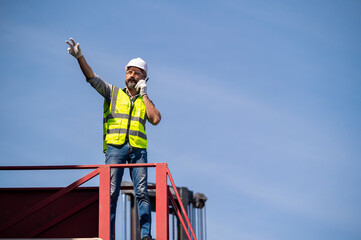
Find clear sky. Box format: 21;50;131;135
0;0;360;239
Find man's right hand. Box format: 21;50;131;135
66;37;83;59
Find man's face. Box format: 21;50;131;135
125;66;144;89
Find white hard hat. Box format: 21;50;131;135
125;57;148;78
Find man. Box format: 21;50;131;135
66;37;161;240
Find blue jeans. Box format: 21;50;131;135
105;143;152;240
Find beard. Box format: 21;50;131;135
126;78;137;89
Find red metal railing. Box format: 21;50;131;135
0;163;197;240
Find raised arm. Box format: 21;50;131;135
66;37;112;100
66;38;95;79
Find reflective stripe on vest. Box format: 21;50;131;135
103;86;147;152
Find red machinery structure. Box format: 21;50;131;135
0;163;205;240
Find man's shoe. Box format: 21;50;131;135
142;236;151;240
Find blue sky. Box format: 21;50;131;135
1;0;360;239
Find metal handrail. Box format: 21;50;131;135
0;163;198;240
0;163;157;170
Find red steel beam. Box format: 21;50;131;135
0;168;100;233
168;188;192;240
156;163;169;240
0;163;157;171
98;165;111;240
167;169;197;240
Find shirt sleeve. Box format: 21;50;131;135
86;75;112;102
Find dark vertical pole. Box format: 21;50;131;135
130;193;140;240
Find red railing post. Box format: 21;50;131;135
156;163;169;240
99;165;111;240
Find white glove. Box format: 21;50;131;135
65;37;83;59
135;80;147;96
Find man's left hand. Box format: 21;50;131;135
135;80;147;96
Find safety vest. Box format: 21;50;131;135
103;86;147;152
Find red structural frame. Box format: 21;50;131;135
0;163;197;240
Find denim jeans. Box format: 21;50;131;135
105;143;152;240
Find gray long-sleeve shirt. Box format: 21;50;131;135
86;75;113;103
